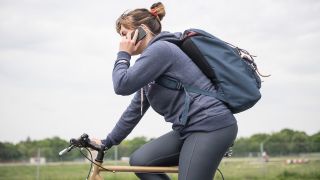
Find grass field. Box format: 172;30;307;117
0;157;320;180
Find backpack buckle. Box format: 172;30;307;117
182;31;198;40
156;76;184;91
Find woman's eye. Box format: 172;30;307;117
121;32;126;37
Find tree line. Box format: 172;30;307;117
0;129;319;162
233;129;320;156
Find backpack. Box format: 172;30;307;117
156;29;268;125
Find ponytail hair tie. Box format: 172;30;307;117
150;8;158;17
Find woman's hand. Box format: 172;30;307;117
119;30;141;55
90;138;102;146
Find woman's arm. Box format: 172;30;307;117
113;41;175;95
103;89;150;149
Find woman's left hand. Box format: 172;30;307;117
119;30;140;55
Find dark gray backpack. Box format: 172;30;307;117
156;29;268;125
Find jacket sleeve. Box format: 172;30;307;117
112;41;175;95
103;89;150;149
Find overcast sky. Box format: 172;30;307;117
1;0;319;143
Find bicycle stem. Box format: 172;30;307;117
95;149;105;163
89;149;105;180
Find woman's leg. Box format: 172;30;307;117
178;123;238;180
130;131;183;180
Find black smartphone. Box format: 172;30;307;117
131;26;147;45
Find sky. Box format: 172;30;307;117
1;0;320;143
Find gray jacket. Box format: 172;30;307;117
103;32;236;148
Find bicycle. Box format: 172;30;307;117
59;133;232;180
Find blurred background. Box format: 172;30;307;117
0;0;319;179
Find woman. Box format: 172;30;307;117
100;2;238;180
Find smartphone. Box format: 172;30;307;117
131;26;147;45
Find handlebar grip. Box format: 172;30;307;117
59;148;69;156
59;145;74;156
88;141;104;151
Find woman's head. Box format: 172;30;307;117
116;2;166;36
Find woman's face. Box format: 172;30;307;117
119;25;134;38
119;25;145;55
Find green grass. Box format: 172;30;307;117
215;158;320;180
0;158;320;180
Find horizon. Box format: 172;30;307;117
1;127;319;144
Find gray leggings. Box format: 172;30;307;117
129;123;238;180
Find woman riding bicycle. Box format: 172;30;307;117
97;2;238;180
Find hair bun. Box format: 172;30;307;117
150;2;166;21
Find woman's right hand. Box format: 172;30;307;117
90;138;103;147
119;30;140;55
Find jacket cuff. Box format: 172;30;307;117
101;137;113;149
117;51;131;61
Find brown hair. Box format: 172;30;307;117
116;2;166;35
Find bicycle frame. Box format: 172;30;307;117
89;150;179;180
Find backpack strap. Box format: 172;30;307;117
156;76;222;126
155;76;184;90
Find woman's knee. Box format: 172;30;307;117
129;150;146;166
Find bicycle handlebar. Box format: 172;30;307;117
59;133;106;156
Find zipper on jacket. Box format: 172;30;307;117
140;88;143;115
